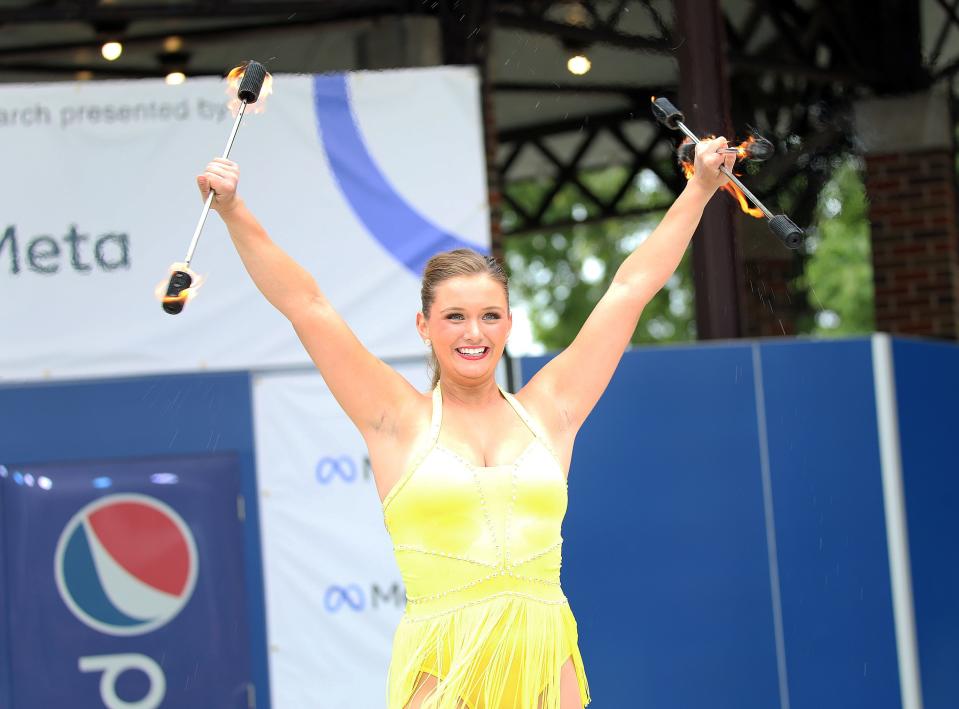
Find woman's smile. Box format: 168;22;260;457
455;346;490;360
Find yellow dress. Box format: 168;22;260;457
382;383;591;708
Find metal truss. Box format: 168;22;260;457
496;109;685;236
913;0;959;81
489;0;682;237
493;0;674;53
0;1;407;23
493;0;928;238
0;0;932;239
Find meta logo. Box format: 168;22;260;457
54;493;198;635
315;454;373;486
324;581;405;613
1;224;130;276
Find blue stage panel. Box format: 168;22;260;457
892;338;959;709
0;372;271;709
759;338;900;708
522;343;780;709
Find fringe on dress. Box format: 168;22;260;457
387;593;591;709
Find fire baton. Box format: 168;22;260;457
651;97;804;249
163;60;268;314
676;135;773;164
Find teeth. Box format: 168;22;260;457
458;347;486;355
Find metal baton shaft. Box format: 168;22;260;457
651;96;802;249
184;100;248;266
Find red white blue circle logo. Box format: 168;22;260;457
54;493;198;636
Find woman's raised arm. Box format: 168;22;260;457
199;158;420;437
519;137;736;435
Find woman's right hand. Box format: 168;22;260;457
689;137;736;195
196;158;240;213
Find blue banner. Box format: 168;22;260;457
1;453;252;708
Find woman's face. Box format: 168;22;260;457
417;274;511;381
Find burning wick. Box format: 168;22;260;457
678;137;765;219
677;133;774;165
226;62;273;116
162;59;270;315
156;262;205;314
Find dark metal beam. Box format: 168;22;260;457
727;54;856;84
0;62;223;78
493;80;668;97
498;107;656;143
505;201;672;237
675;0;742;340
529;132;606;220
0;0;406;23
929;0;959;67
493;10;673;54
0;14;383;60
438;0;486;65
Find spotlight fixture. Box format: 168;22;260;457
163;35;184;53
101;41;122;61
562;38;592;76
567;53;591;75
93;21;127;63
158;50;190;85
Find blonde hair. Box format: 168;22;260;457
421;248;509;389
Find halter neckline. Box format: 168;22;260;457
429;381;554;469
381;382;565;514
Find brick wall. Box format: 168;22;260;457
865;149;959;339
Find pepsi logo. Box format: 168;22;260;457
54;493;198;636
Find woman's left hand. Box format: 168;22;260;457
690;136;737;194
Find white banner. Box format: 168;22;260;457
253;364;420;708
252;361;507;708
0;66;489;382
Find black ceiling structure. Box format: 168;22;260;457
0;1;948;240
0;0;953;342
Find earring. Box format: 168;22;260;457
424;338;431;347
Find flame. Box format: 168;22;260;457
154;262;206;307
225;62;274;116
720;183;765;218
736;134;758;160
678;136;764;218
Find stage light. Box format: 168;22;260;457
163;35;183;53
567;54;591;75
101;41;123;61
158;50;190;86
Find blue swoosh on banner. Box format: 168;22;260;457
312;74;486;277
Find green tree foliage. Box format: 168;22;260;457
791;157;875;335
502;156;873;353
503;166;696;352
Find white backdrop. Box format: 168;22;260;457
0;66;489;381
252;363;421;708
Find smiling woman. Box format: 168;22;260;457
202;134;736;706
416;249;512;389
